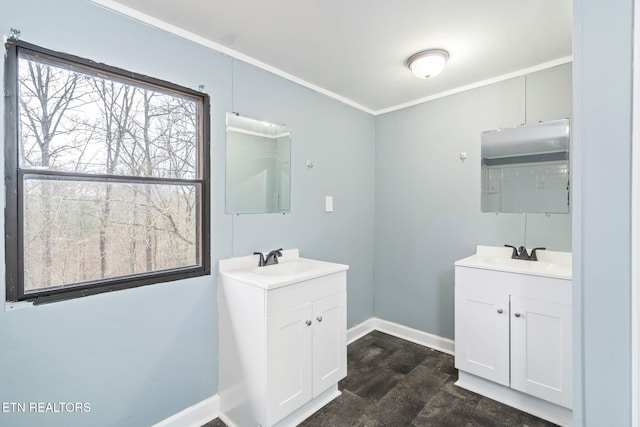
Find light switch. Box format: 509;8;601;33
325;196;333;212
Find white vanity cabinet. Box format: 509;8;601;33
454;246;572;426
218;251;348;427
265;283;346;423
509;295;572;407
455;286;510;386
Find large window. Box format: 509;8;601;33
4;40;210;303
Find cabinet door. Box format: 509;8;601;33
266;303;313;424
312;292;347;397
510;296;572;408
455;286;510;386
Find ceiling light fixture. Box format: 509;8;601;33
406;49;449;79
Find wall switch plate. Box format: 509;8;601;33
325;196;333;212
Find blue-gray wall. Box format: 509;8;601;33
573;0;633;424
0;1;374;426
2;0;635;425
374;64;572;339
227;61;375;327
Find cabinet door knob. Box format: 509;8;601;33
497;308;503;314
316;316;323;322
305;320;312;326
514;313;521;318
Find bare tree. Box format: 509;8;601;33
19;59;81;286
19;55;202;288
90;79;135;278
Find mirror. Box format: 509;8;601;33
226;113;291;214
481;118;570;214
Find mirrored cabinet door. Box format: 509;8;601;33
481;119;570;214
226;113;291;214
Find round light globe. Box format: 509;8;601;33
406;49;449;79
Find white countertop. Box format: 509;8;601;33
455;245;572;280
219;249;349;289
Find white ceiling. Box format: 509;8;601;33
96;0;572;114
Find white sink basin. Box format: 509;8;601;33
219;249;349;289
250;261;320;277
455;246;571;280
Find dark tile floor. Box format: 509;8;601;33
203;330;557;427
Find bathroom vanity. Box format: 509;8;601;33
218;249;348;427
454;245;572;426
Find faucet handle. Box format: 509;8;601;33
529;247;546;261
504;244;518;259
253;251;266;267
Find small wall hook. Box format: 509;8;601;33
9;28;21;40
459;151;467;163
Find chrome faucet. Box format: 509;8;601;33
504;244;546;261
254;248;283;267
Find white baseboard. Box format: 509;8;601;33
152;394;219;427
347;317;455;355
159;320;573;427
346;318;377;343
156;319;452;427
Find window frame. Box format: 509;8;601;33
4;40;211;304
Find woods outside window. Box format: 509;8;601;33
4;40;210;304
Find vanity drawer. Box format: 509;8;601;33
266;271;346;316
455;266;571;304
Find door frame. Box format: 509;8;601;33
631;0;640;423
